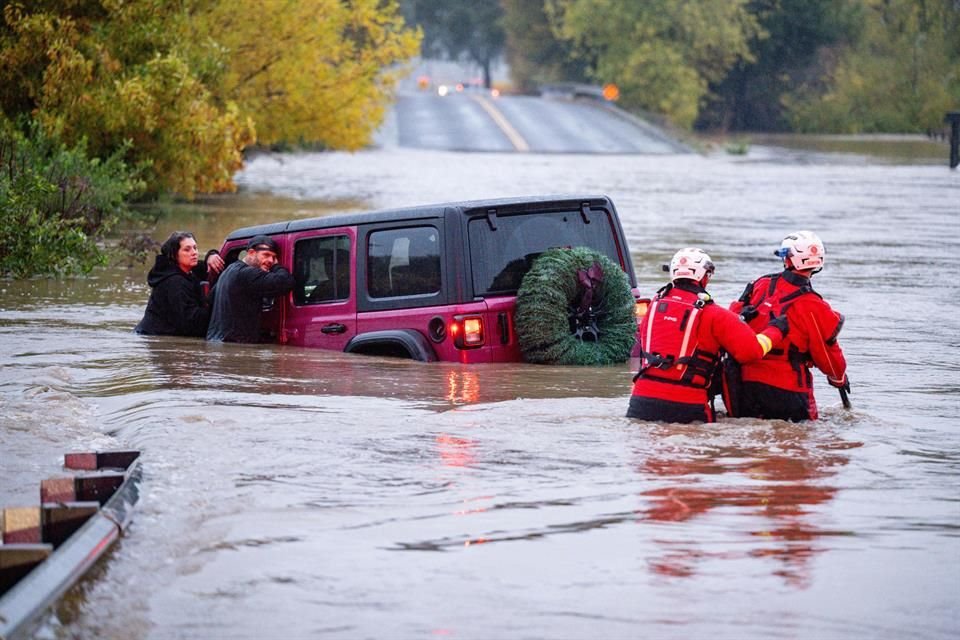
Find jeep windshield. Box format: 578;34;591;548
468;207;622;295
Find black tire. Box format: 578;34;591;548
515;246;637;365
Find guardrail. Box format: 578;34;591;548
538;82;607;100
0;450;142;640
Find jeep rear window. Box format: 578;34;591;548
469;208;620;294
367;226;441;298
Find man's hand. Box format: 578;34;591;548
767;313;789;338
828;374;851;393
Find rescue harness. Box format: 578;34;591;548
634;283;719;389
739;271;819;389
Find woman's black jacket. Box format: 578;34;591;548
135;255;212;337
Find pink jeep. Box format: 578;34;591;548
217;195;646;363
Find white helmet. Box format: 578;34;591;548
669;247;715;282
777;230;825;272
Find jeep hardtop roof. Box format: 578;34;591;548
224;194;616;242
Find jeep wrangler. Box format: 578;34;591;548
216;195;644;363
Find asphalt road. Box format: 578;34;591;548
383;91;690;154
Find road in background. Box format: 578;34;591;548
386;91;688;154
380;57;688;154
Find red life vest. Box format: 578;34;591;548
635;284;719;389
738;271;818;388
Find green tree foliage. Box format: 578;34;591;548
191;0;420;150
546;0;763;129
0;0;419;196
500;0;588;93
698;0;859;131
786;0;960;133
402;0;505;88
0;117;142;277
0;0;419;277
0;1;255;198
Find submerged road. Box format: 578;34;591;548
381;91;690;154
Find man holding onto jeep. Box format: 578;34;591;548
206;235;295;343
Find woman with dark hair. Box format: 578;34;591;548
135;231;224;336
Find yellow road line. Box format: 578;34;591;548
472;95;530;152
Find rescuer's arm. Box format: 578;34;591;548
802;303;847;387
713;307;787;363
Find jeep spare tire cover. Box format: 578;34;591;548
515;246;637;365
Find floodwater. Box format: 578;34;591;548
1;138;958;639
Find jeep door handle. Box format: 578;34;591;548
320;323;347;335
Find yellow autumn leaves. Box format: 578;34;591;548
0;0;420;198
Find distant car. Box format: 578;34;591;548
216;195;645;362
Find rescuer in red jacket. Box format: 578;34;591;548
627;248;789;424
727;231;848;421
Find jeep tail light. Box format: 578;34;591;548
634;298;650;321
451;315;484;349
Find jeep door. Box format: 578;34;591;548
284;228;357;351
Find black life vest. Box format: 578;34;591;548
635;283;719;389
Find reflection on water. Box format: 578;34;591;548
445;370;481;406
1;142;958;639
637;422;859;588
435;433;476;469
134;333;638;410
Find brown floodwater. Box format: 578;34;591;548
1;138;958;639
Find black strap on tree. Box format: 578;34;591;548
569;262;604;342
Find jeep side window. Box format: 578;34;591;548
293;235;351;305
469;209;620;294
367;227;441;298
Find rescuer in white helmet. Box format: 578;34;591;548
726;231;848;421
627;247;789;424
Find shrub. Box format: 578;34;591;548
0;118;143;277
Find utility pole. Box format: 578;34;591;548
947;112;960;169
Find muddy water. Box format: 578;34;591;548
1;141;958;639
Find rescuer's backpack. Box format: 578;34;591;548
721;272;819;416
634;284;719;389
738;272;816;334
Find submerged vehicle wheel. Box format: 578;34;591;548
515;246;637;365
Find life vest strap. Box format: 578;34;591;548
634;284;716;388
638;348;718;389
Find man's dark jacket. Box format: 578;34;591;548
205;261;294;343
135;255;211;337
